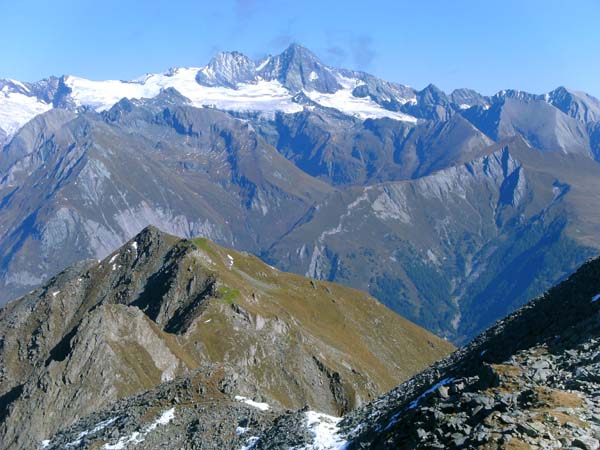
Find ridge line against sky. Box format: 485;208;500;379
1;0;599;98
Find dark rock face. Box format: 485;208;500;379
404;84;454;121
548;86;600;123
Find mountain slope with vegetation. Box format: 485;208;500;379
0;226;452;450
28;239;600;449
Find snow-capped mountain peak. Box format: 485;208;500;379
0;45;424;145
0;80;52;139
3;43;600;149
196;51;257;88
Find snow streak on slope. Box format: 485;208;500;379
0;86;52;136
300;411;349;450
304;75;417;123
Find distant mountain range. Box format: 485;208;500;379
2;43;600;342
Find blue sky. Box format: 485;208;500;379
2;0;599;97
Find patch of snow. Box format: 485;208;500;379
91;417;119;433
234;395;270;411
458;103;471;110
236;426;249;435
426;249;439;265
8;78;29;92
408;378;454;410
385;378;455;431
131;241;138;251
150;408;175;428
65;71;303;116
299;411;348;450
161;367;175;382
40;440;50;448
304;83;417;123
102;408;175;449
0;90;52;139
256;56;271;72
350;423;365;435
52;291;60;297
227;254;234;269
111;264;117;271
240;436;260;450
592;293;600;303
204;319;212;323
109;254;118;264
65;417;119;447
309;71;319;81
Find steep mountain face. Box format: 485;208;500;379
449;88;490;110
265;138;600;341
547;86;600;123
196;51;257;88
464;94;593;156
0;226;453;450
2;43;600;344
404;84;454;121
257;44;342;94
30;247;600;449
257;109;492;185
0;93;333;304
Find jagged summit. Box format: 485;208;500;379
0;226;453;450
257;43;341;94
2;42;600;151
547;85;600;123
196;51;257;88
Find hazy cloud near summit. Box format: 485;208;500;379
351;35;376;68
324;32;377;70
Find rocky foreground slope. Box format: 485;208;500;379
338;255;600;449
0;226;452;450
24;237;600;449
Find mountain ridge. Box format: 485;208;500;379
0;225;453;450
25;243;600;450
3;43;600;148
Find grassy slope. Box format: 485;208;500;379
188;236;454;394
